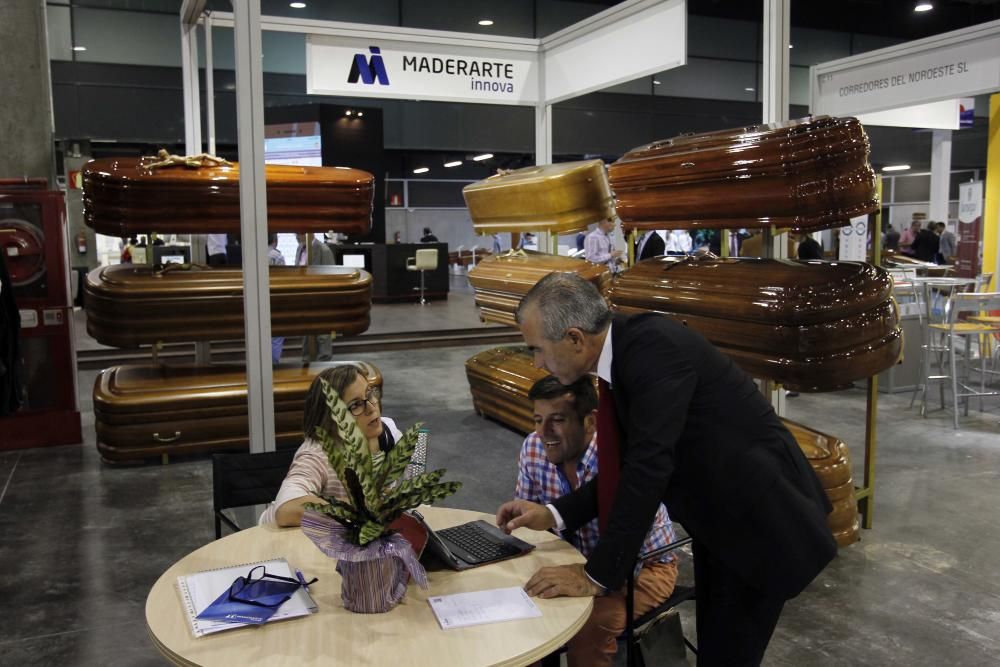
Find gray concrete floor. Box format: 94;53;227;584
2;290;1000;666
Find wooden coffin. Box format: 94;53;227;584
467;251;611;326
463;160;614;235
610;256;902;391
783;419;860;547
467;346;859;547
82;157;374;236
94;361;381;464
608;116;878;233
85;264;372;348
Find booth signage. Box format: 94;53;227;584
955;180;984;278
307;35;539;105
811;20;1000;116
838;214;869;262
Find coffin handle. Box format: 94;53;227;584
153;431;182;443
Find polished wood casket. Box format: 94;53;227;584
94;361;381;464
610;255;902;391
84;264;372;348
82;157;374;236
466;345;859;546
467;251;611;326
463;160;614;235
608;115;878;233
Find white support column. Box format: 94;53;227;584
930;129;952;223
233;0;276;453
534;51;553;254
204;13;216;155
762;0;790;415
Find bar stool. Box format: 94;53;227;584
406;248;438;305
929;291;1000;428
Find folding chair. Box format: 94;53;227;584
212;448;296;539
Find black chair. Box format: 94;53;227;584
212;449;296;539
540;536;696;667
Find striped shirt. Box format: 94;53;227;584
514;432;676;564
584;227;619;272
258;417;402;526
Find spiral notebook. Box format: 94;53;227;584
175;557;318;638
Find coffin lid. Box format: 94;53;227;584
468;250;609;293
94;362;382;414
83;158;373;189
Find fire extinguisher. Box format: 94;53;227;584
75;230;87;254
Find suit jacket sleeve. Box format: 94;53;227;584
560;318;697;591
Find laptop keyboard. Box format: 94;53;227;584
437;522;521;565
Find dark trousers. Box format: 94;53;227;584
207;252;227;266
693;542;785;666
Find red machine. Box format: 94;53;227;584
0;180;82;450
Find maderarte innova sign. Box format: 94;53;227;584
307;35;539;105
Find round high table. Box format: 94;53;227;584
146;506;592;666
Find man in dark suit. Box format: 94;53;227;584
636;230;665;261
497;272;836;666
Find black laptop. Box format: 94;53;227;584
409;510;535;571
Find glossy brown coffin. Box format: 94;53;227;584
467;346;859;547
467;251;611;326
463;160;614;235
82;157;374;236
85;264;372;347
610;256;902;391
608;116;878;233
94;361;382;464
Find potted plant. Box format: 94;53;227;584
300;379;461;613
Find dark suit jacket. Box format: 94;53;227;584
637;232;665;261
553;313;835;599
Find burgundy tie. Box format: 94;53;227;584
596;377;622;532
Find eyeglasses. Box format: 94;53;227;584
346;385;382;416
228;565;317;609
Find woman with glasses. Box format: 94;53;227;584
259;364;404;527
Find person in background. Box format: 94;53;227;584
911;221;940;263
259;365;405;527
584;217;624;274
392;231;402;244
797;232;823;260
666;229;693;255
516;375;677;667
206;234;228;266
267;233;286;365
935;222;956;265
636;230;665;261
295;233;337;361
575;231;586;252
492;233;503;254
497;272;835;666
883;224;900;252
899;220;921;256
420;227;439;243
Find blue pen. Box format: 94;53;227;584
295;569;311;590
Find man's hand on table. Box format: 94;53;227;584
525;564;602;599
496;499;556;533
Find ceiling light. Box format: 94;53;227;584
444;161;463;168
289;2;307;8
345;110;353;116
653;80;661;85
357;111;363;117
745;87;755;92
882;164;911;172
472;153;493;161
788;44;794;49
73;46;87;52
413;167;429;174
914;3;933;12
478;19;494;26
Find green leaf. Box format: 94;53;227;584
381;480;463;517
359;520;386;545
376;422;422;491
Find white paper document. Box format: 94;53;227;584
428;586;542;630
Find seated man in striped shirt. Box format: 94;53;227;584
516;375;678;667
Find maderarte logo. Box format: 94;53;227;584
348;46;390;85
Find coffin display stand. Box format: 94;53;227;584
466;345;859;546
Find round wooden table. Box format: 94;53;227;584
146;506;592;666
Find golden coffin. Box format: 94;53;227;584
463;160;614;235
467;251;611;326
